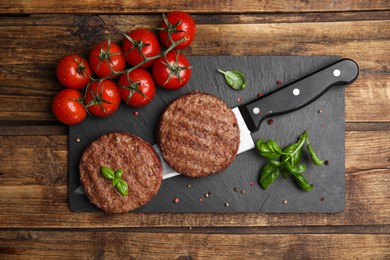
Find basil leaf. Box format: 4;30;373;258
100;166;115;180
112;178;119;187
217;69;246;90
282;143;302;166
285;163;307;175
256;139;283;160
116;179;129;196
259;161;281;189
280;164;288;179
292;173;313;191
115;169;123;179
306;143;324;166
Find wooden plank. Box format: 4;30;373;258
1;11;390;26
0;131;389;228
0;231;389;259
0;0;389;14
0;15;389;123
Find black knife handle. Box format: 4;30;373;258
238;58;359;132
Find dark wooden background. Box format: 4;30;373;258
0;1;389;259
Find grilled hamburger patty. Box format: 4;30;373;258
79;132;162;213
158;92;240;177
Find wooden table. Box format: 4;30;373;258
1;1;389;259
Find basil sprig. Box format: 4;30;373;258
100;166;129;196
217;69;246;90
256;130;324;191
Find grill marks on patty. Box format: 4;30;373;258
158;92;240;177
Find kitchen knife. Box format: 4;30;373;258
161;58;359;180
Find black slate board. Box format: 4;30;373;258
69;56;345;213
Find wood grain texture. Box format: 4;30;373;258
1;231;389;259
1;0;389;14
0;14;389;123
0;130;389;228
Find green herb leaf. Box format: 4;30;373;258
100;166;115;180
291;173;313;191
259;160;281;189
116;179;129;196
285;162;307;175
282;143;302;166
112;178;119;187
306;143;324;166
217;69;246;90
115;169;123;179
100;166;128;196
256;139;283;160
280;164;289;179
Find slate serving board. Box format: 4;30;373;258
69;56;345;213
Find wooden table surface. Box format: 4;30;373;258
1;1;389;259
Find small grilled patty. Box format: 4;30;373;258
158;92;240;177
79;132;162;213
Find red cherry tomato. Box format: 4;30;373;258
89;40;126;78
52;89;87;125
118;68;156;107
84;80;121;117
152;52;192;90
122;29;161;68
56;54;92;89
159;11;196;50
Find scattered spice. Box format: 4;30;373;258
250;181;254;186
267;119;274;125
241;190;246;194
324;160;330;165
320;197;325;202
75;138;81;143
134;111;139;116
199;197;204;202
276;80;282;85
186;183;191;188
237;96;242;102
234;187;239;192
204;193;209;198
318;109;323;114
283;200;288;204
321;123;325;128
173;197;179;204
257;93;263;97
224;203;230;207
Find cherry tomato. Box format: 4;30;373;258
118;68;156;107
52;89;87;125
123;29;161;68
56;54;92;89
152;52;192;90
159;11;196;50
89;40;126;78
84;80;121;117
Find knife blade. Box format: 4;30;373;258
162;58;359;180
